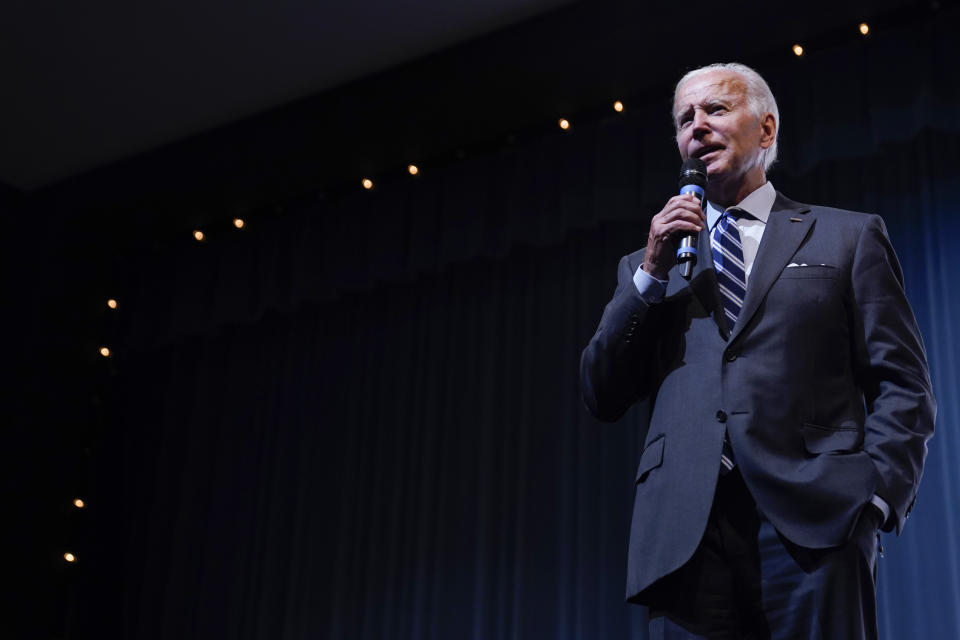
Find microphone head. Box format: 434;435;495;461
679;158;707;189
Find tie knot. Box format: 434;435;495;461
724;208;752;221
715;208;754;235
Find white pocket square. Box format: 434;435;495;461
786;263;832;268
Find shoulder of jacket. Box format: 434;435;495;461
775;192;879;228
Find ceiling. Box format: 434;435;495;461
2;0;930;194
0;0;575;191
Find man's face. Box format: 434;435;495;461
673;70;773;193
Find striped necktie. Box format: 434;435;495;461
712;210;748;329
711;209;749;473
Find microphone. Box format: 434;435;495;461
677;157;707;280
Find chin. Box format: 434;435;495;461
705;166;728;181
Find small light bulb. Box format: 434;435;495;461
193;230;205;242
859;23;869;35
792;44;804;57
233;218;245;229
362;178;374;190
99;347;111;358
64;552;76;563
74;498;85;508
407;164;419;176
107;299;118;310
558;118;570;130
613;100;624;112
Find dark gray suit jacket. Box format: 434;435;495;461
580;192;936;603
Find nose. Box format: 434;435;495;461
691;108;710;137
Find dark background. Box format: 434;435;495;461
6;1;960;638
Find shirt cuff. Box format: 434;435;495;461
870;494;891;526
633;264;668;304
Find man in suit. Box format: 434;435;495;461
580;63;936;639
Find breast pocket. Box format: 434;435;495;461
779;265;837;279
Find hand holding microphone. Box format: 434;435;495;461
641;158;708;281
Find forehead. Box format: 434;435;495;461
673;71;747;115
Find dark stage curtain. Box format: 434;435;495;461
86;17;960;640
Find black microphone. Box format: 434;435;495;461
677;157;707;280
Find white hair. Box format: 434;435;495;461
674;62;780;172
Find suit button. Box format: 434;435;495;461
716;410;727;423
724;351;738;362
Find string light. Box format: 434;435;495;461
73;498;85;508
107;299;118;310
792;44;804;57
99;346;111;358
64;552;77;563
233;218;245;229
407;164;419;176
613;100;624;112
859;22;870;35
362;178;374;190
193;230;205;242
558;118;570;130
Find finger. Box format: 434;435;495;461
658;221;704;236
663;194;703;210
655;208;705;228
679;194;706;215
649;221;704;244
659;197;705;218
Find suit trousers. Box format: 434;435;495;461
645;469;881;640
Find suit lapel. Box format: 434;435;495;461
728;193;814;345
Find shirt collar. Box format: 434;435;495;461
706;181;776;229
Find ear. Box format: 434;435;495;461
758;113;777;149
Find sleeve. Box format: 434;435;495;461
580;253;670;422
633;263;669;303
851;214;936;534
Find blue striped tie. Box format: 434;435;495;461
711;209;748;473
712;210;748;329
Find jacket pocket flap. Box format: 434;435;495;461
801;423;862;454
635;435;665;483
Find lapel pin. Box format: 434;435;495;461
789;217;804;222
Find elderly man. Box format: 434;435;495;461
580;63;935;639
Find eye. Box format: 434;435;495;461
709;104;729;115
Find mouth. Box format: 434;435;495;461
692;145;724;161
